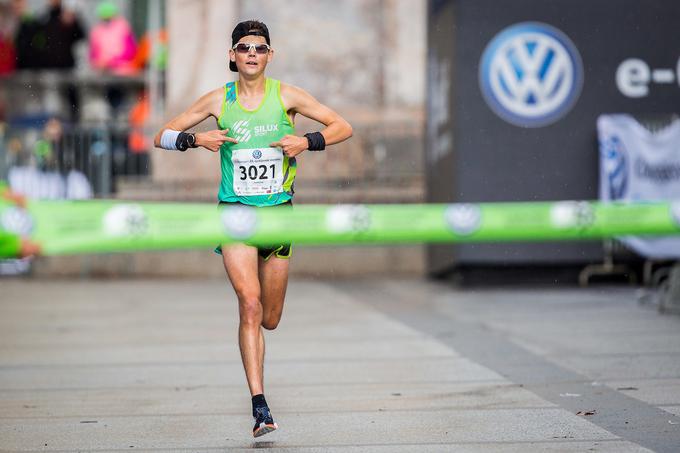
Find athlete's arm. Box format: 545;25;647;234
153;88;238;152
272;83;352;157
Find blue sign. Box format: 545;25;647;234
600;135;628;200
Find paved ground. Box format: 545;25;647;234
0;278;679;452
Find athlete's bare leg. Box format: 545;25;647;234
221;243;265;396
257;255;289;386
259;256;289;331
221;245;290;397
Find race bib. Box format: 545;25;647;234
232;147;284;196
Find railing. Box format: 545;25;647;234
1;121;150;198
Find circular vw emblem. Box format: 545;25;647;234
103;204;149;237
326;205;372;234
252;149;262;159
479;22;583;127
550;201;595;229
444;204;482;236
221;205;258;240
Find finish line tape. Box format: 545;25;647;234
1;200;680;257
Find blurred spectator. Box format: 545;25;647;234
89;1;137;76
7;117;93;200
132;28;167;72
0;2;17;76
10;0;44;69
42;0;85;70
42;0;85;120
89;1;138;117
128;90;150;153
0;36;16;76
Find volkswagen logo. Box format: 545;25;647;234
221;205;258;240
102;204;149;237
444;204;482;236
550;201;595;230
600;135;628;200
479;22;583;128
252;149;262;159
326;205;372;235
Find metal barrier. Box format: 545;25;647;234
1;122;150;197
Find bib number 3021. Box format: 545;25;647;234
232;147;284;196
239;164;276;181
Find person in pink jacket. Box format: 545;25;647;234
88;1;137;75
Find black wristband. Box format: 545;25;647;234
175;132;197;151
304;132;326;151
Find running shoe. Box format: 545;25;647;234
252;406;278;437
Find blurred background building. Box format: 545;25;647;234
0;0;427;277
2;0;679;283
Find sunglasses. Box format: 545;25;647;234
232;43;271;54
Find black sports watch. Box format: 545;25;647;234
176;132;198;151
187;133;197;148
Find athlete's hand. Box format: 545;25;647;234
195;129;238;152
270;135;308;158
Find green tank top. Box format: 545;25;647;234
217;78;296;206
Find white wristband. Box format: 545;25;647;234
160;130;180;150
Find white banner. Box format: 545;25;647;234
598;113;680;258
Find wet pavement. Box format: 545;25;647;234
1;278;679;452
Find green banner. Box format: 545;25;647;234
1;200;680;258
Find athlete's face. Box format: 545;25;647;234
229;35;273;76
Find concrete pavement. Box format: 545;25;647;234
0;278;679;452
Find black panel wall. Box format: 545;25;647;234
426;0;680;278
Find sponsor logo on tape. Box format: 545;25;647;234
103;204;149;237
0;207;34;236
326;205;372;234
550;201;595;229
221;205;258;240
444;204;482;236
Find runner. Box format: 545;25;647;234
154;20;352;437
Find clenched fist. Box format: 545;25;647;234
196;129;239;152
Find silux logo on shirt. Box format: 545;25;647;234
254;124;278;136
231;120;252;143
231;121;279;143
